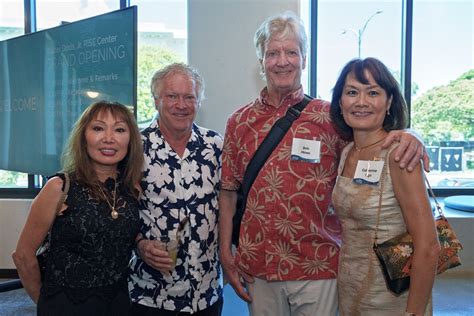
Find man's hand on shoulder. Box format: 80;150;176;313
383;129;430;172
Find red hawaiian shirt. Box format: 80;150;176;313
221;87;345;281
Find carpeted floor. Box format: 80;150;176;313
1;273;473;315
0;287;35;316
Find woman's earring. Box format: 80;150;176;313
386;108;390;116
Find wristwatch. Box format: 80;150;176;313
405;313;418;316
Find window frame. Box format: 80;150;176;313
308;0;473;197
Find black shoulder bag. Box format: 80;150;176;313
231;95;313;246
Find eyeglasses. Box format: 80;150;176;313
155;93;198;106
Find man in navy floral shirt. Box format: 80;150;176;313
128;63;223;315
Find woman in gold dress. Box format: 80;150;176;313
330;57;440;316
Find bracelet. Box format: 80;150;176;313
405;312;418;316
135;237;147;248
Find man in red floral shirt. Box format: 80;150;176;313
218;11;428;316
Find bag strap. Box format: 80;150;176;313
239;94;313;213
55;172;70;214
424;175;445;218
373;150;389;245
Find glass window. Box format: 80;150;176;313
0;0;24;40
314;1;402;101
411;1;474;189
36;0;119;30
131;0;187;126
1;0;26;188
0;170;28;188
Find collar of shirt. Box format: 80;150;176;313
258;86;305;109
147;119;205;156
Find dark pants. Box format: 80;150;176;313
129;297;223;316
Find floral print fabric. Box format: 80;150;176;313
128;121;223;313
221;87;344;281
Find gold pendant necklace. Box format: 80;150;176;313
98;178;118;219
354;137;385;152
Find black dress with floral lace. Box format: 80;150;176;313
39;173;139;309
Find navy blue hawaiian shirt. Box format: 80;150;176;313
128;120;223;312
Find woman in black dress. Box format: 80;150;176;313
13;101;144;315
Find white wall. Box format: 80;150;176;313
0;200;31;269
189;0;299;135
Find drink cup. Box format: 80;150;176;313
156;236;179;269
166;238;178;268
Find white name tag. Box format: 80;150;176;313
291;138;321;163
353;160;384;185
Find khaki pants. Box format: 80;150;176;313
246;278;338;316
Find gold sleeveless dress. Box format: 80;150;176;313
332;143;432;316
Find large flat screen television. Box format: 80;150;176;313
0;6;137;176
